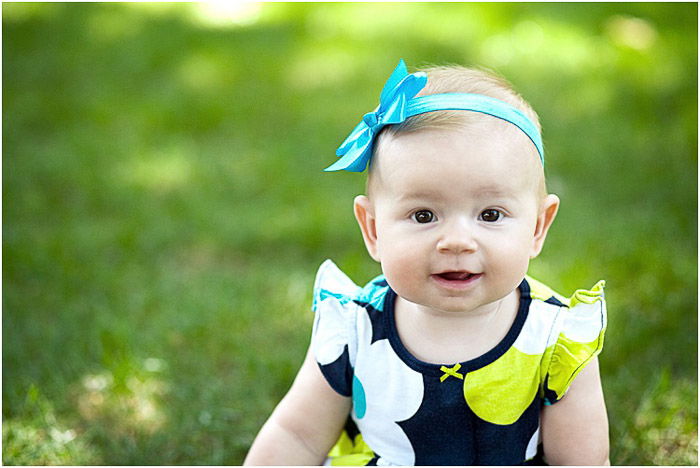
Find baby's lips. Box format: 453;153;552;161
436;271;475;281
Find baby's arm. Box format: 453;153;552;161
244;348;352;465
540;357;610;465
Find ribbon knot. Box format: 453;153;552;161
325;59;428;172
440;363;465;382
362;111;379;129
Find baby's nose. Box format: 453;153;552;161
436;219;478;253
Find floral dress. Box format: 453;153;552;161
311;260;606;466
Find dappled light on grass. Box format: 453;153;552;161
611;370;698;465
189;2;263;28
287;46;354;92
76;364;168;436
86;6;145;43
117;146;193;195
479;20;545;68
305;3;427;42
3;419;86;465
177;50;238;92
1;2;61;23
3;385;97;465
120;2;263;28
605;15;658;51
481;17;608;74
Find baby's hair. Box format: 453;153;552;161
370;64;546;198
379;64;542;140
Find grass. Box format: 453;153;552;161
3;3;697;465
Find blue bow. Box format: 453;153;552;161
325;60;428;172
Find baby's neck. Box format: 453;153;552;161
393;289;520;365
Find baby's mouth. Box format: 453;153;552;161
433;271;482;282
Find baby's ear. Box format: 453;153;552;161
353;195;380;262
530;194;560;258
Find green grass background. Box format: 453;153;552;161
3;3;697;465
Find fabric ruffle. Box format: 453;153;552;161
542;280;607;404
310;260;362;397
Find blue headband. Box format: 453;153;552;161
325;59;544;172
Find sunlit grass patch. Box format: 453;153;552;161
3;419;92;465
609;369;698;465
75;365;168;435
3;385;97;465
118;148;194;195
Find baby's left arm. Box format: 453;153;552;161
540;357;610;465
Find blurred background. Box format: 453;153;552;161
2;2;697;465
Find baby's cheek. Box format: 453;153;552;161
381;255;422;299
494;242;531;280
381;256;408;284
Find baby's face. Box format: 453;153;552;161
360;120;549;315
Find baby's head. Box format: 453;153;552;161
369;65;546;202
330;61;560;313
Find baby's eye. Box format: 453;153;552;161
480;209;503;222
413;210;435;224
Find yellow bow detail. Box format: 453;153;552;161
440;363;464;382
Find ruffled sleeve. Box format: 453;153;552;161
542;280;607;405
310;259;361;397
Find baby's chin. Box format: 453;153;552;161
393;280;520;316
394;290;486;316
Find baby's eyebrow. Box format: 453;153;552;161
397;186;516;199
395;191;440;202
474;188;514;198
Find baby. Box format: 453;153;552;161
245;60;609;466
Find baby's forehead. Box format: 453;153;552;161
377;118;539;168
369;121;543;198
377;166;531;196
